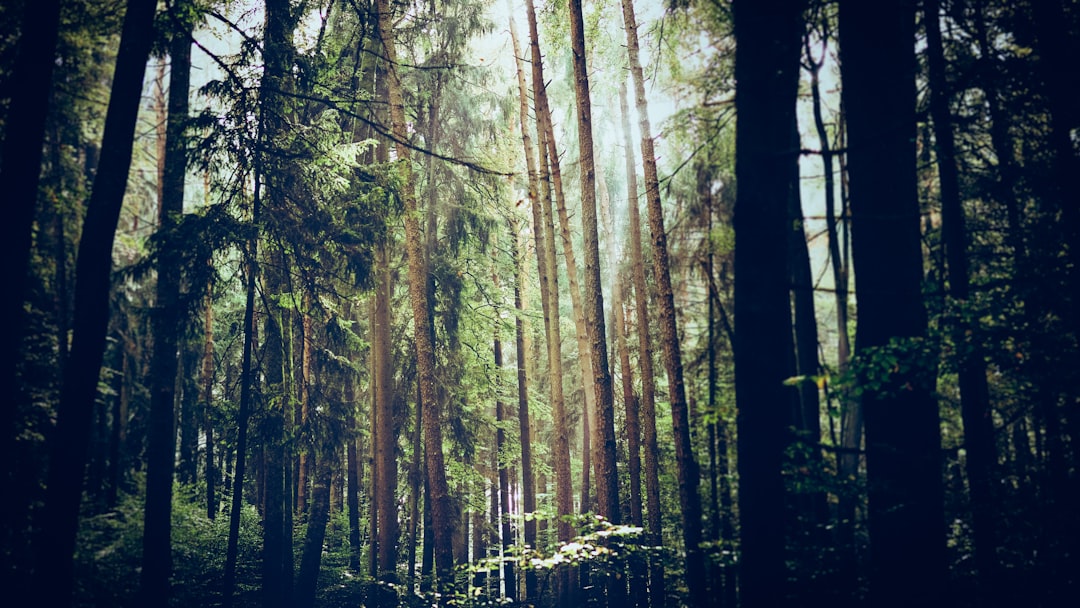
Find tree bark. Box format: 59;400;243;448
0;0;63;468
375;0;455;591
373;243;398;583
507;21;539;600
840;2;946;605
622;0;707;604
523;9;575;607
32;2;157;604
569;0;619;533
618;74;665;608
731;1;805;606
140;15;191;603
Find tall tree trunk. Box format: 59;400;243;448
522;5;576;606
621;1;706;604
222;169;260;607
204;288;217;519
375;0;455;591
839;2;946;606
345;305;362;572
140;16;191;602
298;290;315;515
494;293;516;601
618;75;665;608
373;243;398;584
924;1;1001;604
505;31;539;594
731;1;805;606
807;24;860;592
569;0;619;531
32;2;157;604
0;0;63;481
407;378;423;588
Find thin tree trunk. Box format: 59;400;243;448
222;178;260;608
140;16;191;602
493;275;516;601
925;1;1000;603
621;1;705;604
203;286;217;519
345;305;362;572
521;6;575;606
618;76;665;608
32;2;157;604
508;23;541;603
375;0;455;591
373;243;398;583
408;378;423;588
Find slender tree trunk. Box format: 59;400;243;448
925;2;1001;604
840;2;946;606
222;179;260;608
618;75;665;608
408;379;423;588
731;1;805;606
32;2;157;604
521;5;575;606
494;287;516;601
345;307;362;572
507;22;541;600
375;0;455;591
140;17;191;603
298;290;315;515
622;1;706;604
204;288;217;519
807;26;860;592
373;243;398;583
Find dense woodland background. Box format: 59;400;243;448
2;0;1079;606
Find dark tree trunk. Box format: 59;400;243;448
925;1;1001;604
141;21;192;601
840;2;946;606
31;2;157;605
203;290;217;520
732;1;805;606
0;0;63;484
569;0;619;533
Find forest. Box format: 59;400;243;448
2;0;1079;606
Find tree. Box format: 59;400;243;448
140;6;193;602
731;1;804;606
508;18;540;601
839;1;946;605
622;0;708;603
618;72;665;608
924;0;1001;603
31;2;158;604
374;0;455;590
